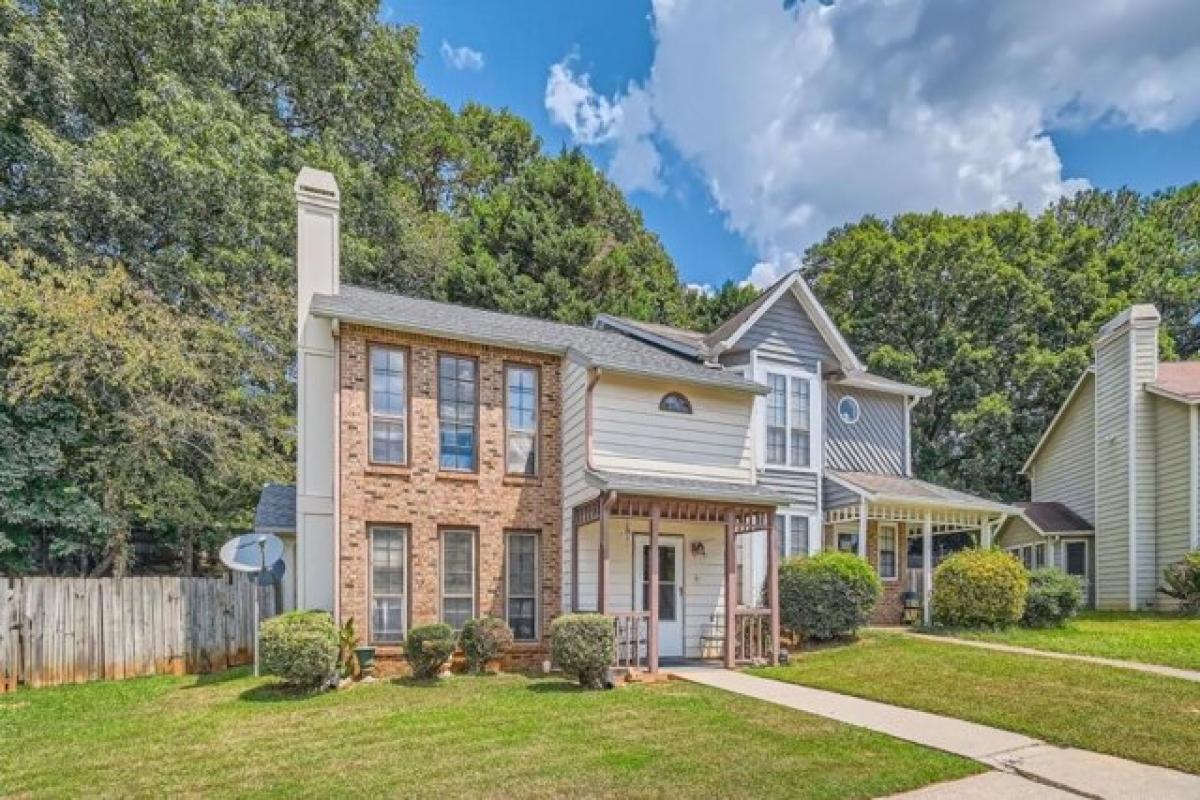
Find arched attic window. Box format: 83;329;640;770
659;392;693;414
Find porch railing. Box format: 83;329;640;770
611;611;650;671
734;607;772;663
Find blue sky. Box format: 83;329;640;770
384;0;1200;289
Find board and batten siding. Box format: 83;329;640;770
590;373;754;483
1094;332;1131;609
560;358;591;612
1029;373;1096;524
825;386;906;475
1154;396;1193;599
728;289;836;372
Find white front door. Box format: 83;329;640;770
635;537;684;658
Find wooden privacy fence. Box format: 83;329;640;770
0;575;278;693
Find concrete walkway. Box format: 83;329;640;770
668;665;1200;800
901;631;1200;683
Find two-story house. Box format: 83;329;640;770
282;167;1014;675
996;305;1200;610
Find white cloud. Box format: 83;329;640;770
547;0;1200;282
743;262;785;290
544;59;664;194
440;40;485;71
686;282;715;297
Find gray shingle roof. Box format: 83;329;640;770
254;483;295;531
828;470;1015;514
586;470;790;505
1016;502;1093;534
311;286;764;394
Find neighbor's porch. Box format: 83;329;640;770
571;491;781;677
824;501;1009;626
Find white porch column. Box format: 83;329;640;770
980;520;993;548
857;500;868;559
922;511;933;626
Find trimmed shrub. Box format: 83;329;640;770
1159;551;1200;614
1022;568;1084;628
932;549;1028;629
460;617;514;674
405;623;456;679
259;610;339;689
550;613;613;689
779;552;881;640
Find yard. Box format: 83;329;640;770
751;631;1200;775
0;669;979;799
944;610;1200;670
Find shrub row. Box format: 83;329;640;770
930;548;1084;630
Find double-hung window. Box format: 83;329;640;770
441;529;476;631
370;347;407;464
370;527;407;644
775;514;811;559
505;365;538;476
878;524;898;580
765;371;812;468
506;532;539;641
438;355;477;471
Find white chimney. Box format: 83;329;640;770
294;167;340;613
1093;304;1159;611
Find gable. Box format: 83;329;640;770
728;289;837;371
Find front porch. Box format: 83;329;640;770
571;481;783;676
824;471;1015;626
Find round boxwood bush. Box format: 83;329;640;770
932;549;1028;629
1022;567;1084;628
779;552;881;640
550;613;613;689
460;616;514;674
1159;551;1200;613
259;610;339;689
405;623;456;679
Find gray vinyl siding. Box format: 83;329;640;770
825;386;906;475
1155;397;1193;602
995;517;1043;549
727;289;835;371
561;358;591;612
1132;329;1158;608
823;478;861;511
758;469;819;509
1029;373;1096;524
1094;333;1131;609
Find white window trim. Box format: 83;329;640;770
505;531;540;641
441;529;477;628
754;361;822;474
369;526;408;645
504;364;539;477
837;395;861;426
776;508;822;559
877;522;899;581
368;345;408;465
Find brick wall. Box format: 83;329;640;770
825;520;911;625
338;324;562;662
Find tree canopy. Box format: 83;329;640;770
1;0;1197;575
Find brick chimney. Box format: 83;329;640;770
294;168;340;612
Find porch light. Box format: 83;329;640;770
690;541;706;558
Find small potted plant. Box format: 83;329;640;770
338;618;375;680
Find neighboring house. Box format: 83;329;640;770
252;482;298;611
997;306;1200;610
597;275;1013;625
283;166;1014;674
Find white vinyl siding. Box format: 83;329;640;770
1029;373;1096;524
561;359;591;612
590;373;754;483
1094;333;1131;609
1155;397;1193;601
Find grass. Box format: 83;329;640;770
0;669;979;799
751;631;1200;775
943;611;1200;671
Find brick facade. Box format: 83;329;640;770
337;324;562;666
825;521;914;625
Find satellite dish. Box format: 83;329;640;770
220;533;284;574
254;558;286;586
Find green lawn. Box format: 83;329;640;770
0;669;979;799
751;631;1200;775
946;611;1200;671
